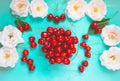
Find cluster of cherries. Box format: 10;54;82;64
78;34;91;72
21;36;38;71
21;49;35;71
47;14;66;23
18;23;30;32
91;22;102;34
38;27;78;65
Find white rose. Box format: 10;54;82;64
65;0;87;21
0;47;19;68
0;25;24;48
101;24;120;46
29;0;48;18
86;0;107;21
100;47;120;71
10;0;29;17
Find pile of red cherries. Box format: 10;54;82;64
38;27;78;65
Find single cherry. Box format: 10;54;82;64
41;32;48;38
55;57;62;64
27;59;33;65
60;14;66;20
38;38;44;44
82;61;88;67
95;28;102;34
65;30;71;36
85;51;91;58
84;46;91;51
82;34;89;40
47;27;54;33
47;14;54;20
91;22;98;29
79;66;84;72
21;56;27;62
29;65;35;71
54;16;60;23
30;42;37;48
49;58;55;64
29;36;35;42
23;23;30;30
63;58;70;65
22;49;29;56
80;42;86;47
18;26;24;32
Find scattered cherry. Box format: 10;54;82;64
30;42;37;48
54;16;60;23
29;36;35;42
84;46;91;51
82;61;88;67
47;14;54;20
82;34;89;40
60;14;66;20
85;51;91;58
80;42;86;47
21;56;27;62
79;66;84;72
22;49;29;56
29;65;35;71
27;59;33;65
91;22;98;29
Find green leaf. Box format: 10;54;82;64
0;43;3;48
88;18;110;34
15;18;24;28
97;18;110;29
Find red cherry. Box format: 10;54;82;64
80;42;86;47
84;46;91;51
63;58;70;65
60;14;66;20
73;37;78;44
54;52;60;57
57;35;64;42
66;49;72;55
41;47;47;53
95;28;102;34
55;57;62;64
59;28;65;34
65;30;71;36
54;16;60;23
82;61;88;67
41;32;48;38
21;56;27;62
55;46;62;53
49;58;55;64
78;66;84;72
29;36;35;42
18;26;24;32
47;14;54;20
47;27;54;33
30;42;37;48
69;44;75;49
45;54;50;59
51;39;57;47
47;50;54;57
60;52;67;58
22;49;29;56
38;38;44;44
27;59;33;65
91;22;98;29
72;47;76;53
82;34;89;40
23;23;30;30
53;28;58;33
45;37;50;41
85;51;91;58
29;65;35;71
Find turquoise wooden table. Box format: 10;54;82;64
0;0;120;81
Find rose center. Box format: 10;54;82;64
93;7;99;13
73;5;79;11
8;33;13;39
17;3;25;9
108;32;117;40
109;55;116;61
4;54;11;59
36;6;41;12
